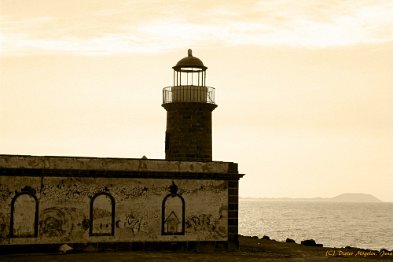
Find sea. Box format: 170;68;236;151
239;200;393;250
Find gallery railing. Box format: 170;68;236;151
162;86;215;104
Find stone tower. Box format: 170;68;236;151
162;49;217;161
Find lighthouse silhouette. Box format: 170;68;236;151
162;49;217;161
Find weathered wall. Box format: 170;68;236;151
0;176;228;245
0;155;232;174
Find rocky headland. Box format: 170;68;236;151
242;193;383;202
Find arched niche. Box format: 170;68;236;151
162;182;185;235
90;192;115;236
10;192;38;238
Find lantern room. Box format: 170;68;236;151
163;49;215;104
173;49;207;86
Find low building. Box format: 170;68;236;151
0;50;244;250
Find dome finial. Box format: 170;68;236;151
172;49;207;70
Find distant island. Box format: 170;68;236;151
241;193;382;203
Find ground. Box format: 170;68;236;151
1;235;392;261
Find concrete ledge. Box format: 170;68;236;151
0;168;244;180
0;155;239;174
0;241;232;254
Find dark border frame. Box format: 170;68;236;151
89;192;115;236
10;192;39;238
161;193;185;235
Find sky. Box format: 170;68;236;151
1;0;392;201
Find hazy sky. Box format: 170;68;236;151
1;0;392;201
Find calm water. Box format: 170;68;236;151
239;200;393;250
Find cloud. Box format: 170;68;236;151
1;0;392;55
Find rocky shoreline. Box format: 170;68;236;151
239;234;393;260
1;235;392;261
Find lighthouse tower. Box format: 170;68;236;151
162;49;217;161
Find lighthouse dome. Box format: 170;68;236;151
173;49;207;71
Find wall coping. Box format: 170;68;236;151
0;154;239;174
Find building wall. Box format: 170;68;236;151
0;176;228;245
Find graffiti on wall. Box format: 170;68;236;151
125;213;142;233
186;205;228;238
40;207;73;238
164;211;181;234
116;212;146;234
186;214;214;231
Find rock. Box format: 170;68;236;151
345;246;352;249
301;239;317;246
316;244;323;247
251;236;259;239
262;235;270;240
83;245;98;252
58;244;73;254
286;238;296;243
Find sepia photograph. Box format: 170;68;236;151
1;1;392;261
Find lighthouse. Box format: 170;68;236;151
0;48;244;251
162;49;217;161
